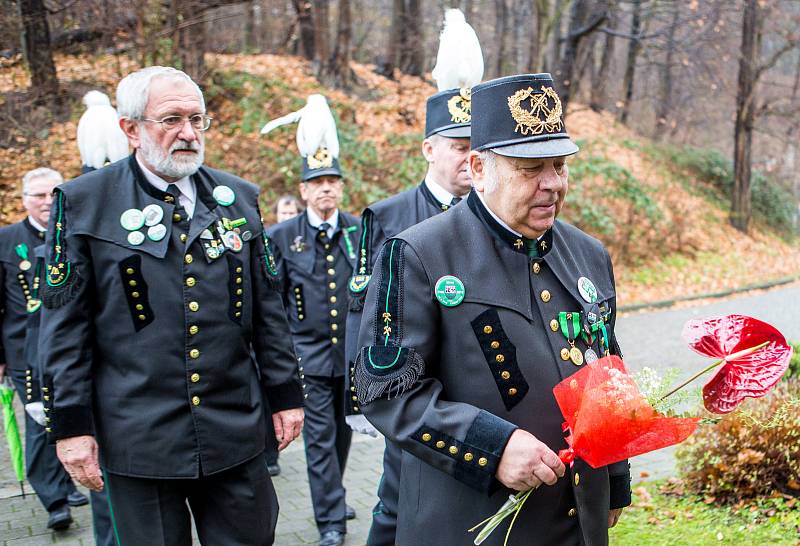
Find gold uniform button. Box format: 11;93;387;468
568;508;576;517
189;349;200;359
532;262;541;274
186;277;196;287
236;277;242;284
541;290;551;303
483;325;493;334
508;387;518;396
478;457;488;467
330;296;337;303
560;348;570;361
326;255;334;263
184;254;193;264
331;324;338;331
235;267;243;274
327;268;335;276
328;282;336;290
422;433;432;442
330;309;338;317
351;395;357;401
131;291;140;298
165;195;175;203
574;473;580;486
294;287;301;293
298;314;304;320
495;354;505;363
189;325;199;335
235;301;243;308
192;396;200;406
126;268;134;275
135;304;144;311
331;337;338;344
129;280;137;287
190;373;200;383
236;288;243;295
464;453;474;462
138;314;146;320
550;319;559;332
490;341;500;349
448;446;458;455
173;213;182;222
500;371;510;380
435;441;445;449
189;301;199;312
180;233;188;242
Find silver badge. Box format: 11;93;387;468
120;209;145;231
241;230;252;242
200;229;214;240
577;276;598;303
584;348;598;363
127;231;145;246
142;204;164;227
212;185;236;206
147;224;167;242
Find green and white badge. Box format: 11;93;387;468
120;209;145;231
577;276;598;303
213;185;235;206
434;275;465;307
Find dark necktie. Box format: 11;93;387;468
318;222;331;239
450;197;462;207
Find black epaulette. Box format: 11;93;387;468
42;190;84;309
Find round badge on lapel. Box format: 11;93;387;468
19;260;31;271
241;230;253;242
127;231;145;246
222;230;243;252
213;185;236;206
142;204;164;227
577;276;598;303
120;209;145;231
584;348;598;363
147;224;167;242
434;275;465;307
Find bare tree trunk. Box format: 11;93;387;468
530;0;549;71
292;0;316;60
172;0;207;82
244;0;257;52
618;0;641;124
731;0;761;232
549;4;563;72
313;0;330;69
318;0;356;90
17;0;59;98
557;0;606;116
589;0;615;112
493;0;508;78
377;0;404;78
400;0;423;76
653;1;679;140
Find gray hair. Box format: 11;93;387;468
116;66;205;120
476;150;498;193
22;167;63;194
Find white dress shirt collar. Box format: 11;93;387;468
27;216;47;233
424;173;458;207
306;207;339;238
136;154;197;218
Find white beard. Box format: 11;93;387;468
139;127;204;179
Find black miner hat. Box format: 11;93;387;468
471;73;578;158
425;87;472;139
302;152;342;182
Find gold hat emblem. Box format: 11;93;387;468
307;147;334;169
447;87;472;124
508;86;563;136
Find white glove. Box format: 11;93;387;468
346;414;378;438
25;402;46;427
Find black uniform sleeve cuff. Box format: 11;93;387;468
49;405;94;442
609;473;632;509
263;379;304;413
459;410;517;493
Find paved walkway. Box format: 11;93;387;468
1;282;797;545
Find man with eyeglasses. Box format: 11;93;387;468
0;167;88;531
39;66;304;545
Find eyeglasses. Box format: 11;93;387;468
23;192;51;200
141;114;212;132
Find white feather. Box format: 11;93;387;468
77;91;129;169
431;8;484;91
261;94;339;159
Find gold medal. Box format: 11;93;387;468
19;260;31;271
569;346;584;366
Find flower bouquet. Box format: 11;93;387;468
469;315;793;545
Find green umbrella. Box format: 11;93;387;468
0;383;25;495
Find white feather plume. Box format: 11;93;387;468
77;91;129;169
260;94;339;159
431;8;484;91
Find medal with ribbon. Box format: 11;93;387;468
558;311;585;366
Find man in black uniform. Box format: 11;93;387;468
344;9;484;544
265;96;359;546
39;66;304;546
355;73;631;545
0;168;87;531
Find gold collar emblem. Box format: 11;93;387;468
447;87;472;124
307;147;334;169
508;86;563;136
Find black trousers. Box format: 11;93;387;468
9;367;75;511
367;438;401;546
303;374;352;534
90;489;115;546
103;454;278;546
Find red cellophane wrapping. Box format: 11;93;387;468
553;355;699;469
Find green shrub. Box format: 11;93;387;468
676;379;800;503
787;341;800;379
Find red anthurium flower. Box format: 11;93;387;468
682;315;793;414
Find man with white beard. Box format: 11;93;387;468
39;66;305;545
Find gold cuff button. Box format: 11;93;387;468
500;371;510;380
541;290;551;303
422;433;432;442
490;341;500;349
483;325;493;334
560;348;570;361
478;457;488;467
436;441;445;449
448;446;458;455
495;354;505;363
464;453;474;462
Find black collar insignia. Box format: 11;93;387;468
467;191;553;258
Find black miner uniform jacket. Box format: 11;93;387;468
39;155;303;478
0;218;46;376
344;181;455;413
266;210;361;377
355;192;632;546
